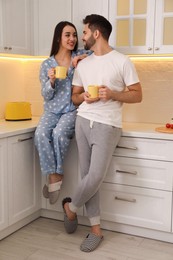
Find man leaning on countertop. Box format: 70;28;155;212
62;14;142;252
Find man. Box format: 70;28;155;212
62;14;142;252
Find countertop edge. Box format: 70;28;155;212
0;118;173;140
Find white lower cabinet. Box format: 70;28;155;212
106;156;173;191
0;132;41;239
101;136;173;233
1;125;173;242
7;132;40;225
42;138;83;216
100;183;172;232
0;139;8;231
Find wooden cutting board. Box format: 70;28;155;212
155;126;173;134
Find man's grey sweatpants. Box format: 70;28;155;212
69;116;122;226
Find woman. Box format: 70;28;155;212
35;21;88;204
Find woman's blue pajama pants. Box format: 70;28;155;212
34;110;76;176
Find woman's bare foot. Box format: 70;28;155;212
49;173;63;184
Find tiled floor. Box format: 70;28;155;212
0;217;173;260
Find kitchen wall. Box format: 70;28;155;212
123;58;173;124
0;58;26;119
0;57;43;119
0;56;173;124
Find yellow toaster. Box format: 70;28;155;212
5;102;32;121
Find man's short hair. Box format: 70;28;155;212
83;14;112;41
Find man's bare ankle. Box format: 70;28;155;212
91;225;102;236
64;202;76;221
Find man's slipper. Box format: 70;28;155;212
48;181;62;204
62;197;78;234
80;233;104;252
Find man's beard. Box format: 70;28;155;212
84;35;96;50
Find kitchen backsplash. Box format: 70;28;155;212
123;58;173;124
0;56;173;124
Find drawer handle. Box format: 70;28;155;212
117;145;137;150
18;137;33;142
115;196;136;203
116;169;137;175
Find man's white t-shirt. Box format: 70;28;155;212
72;50;139;128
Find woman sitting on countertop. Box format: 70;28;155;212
34;21;89;204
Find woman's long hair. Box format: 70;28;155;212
50;21;78;57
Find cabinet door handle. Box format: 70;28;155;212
116;145;137;150
18;137;33;142
115;196;136;203
4;46;12;50
155;47;160;51
116;169;137;175
148;47;152;51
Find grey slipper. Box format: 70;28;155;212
42;184;49;198
62;197;78;234
49;181;62;204
49;189;60;204
42;181;62;204
80;233;104;252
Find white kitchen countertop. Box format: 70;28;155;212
0;117;173;140
122;122;173;140
0;117;40;138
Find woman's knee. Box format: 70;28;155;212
52;126;74;141
35;126;51;145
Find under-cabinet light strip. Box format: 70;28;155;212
0;54;173;62
0;55;47;61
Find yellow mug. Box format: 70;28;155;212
88;85;99;98
55;66;67;79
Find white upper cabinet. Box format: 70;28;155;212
72;0;109;47
1;0;172;56
33;0;72;56
33;0;109;55
109;0;173;54
0;0;32;55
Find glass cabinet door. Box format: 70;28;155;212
109;0;173;54
154;0;173;54
109;0;155;54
